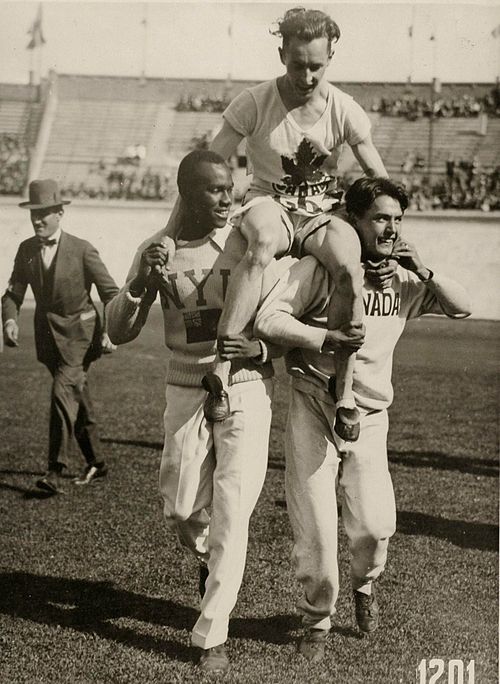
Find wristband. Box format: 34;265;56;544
416;268;434;283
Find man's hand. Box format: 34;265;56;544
101;332;117;354
391;238;428;276
129;238;174;296
217;334;262;360
3;320;19;347
323;322;365;353
364;259;398;290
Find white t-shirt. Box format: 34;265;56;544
223;79;371;215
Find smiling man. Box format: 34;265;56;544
203;6;389;440
163;7;388;442
106;150;289;674
2;179;118;493
254;177;471;662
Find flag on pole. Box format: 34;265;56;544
26;4;46;50
492;24;500;38
408;26;413;38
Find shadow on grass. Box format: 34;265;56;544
101;437;163;450
0;572;299;657
397;511;499;551
388;450;499;477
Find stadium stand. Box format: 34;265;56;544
0;73;498;208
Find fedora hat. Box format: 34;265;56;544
19;179;71;209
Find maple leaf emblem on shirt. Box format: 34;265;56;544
281;138;328;187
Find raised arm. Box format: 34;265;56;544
351;135;388;178
209;120;245;161
393;239;472;319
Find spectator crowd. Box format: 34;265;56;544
371;87;500;120
0;134;29;195
62;159;171;201
401;158;500;211
176;92;231;113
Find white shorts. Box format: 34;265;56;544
231;192;346;258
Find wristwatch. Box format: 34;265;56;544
416;268;434;283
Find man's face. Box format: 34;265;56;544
353;195;404;262
30;206;62;239
279;37;332;102
190;162;233;229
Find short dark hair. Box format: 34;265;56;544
271;7;340;52
177;149;227;198
345;177;409;218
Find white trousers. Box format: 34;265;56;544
159;378;273;649
285;388;396;631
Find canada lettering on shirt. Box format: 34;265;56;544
363;290;401;317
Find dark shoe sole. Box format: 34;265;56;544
36;479;64;494
334;413;361;442
202;372;231;423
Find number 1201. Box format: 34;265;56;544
417;659;475;684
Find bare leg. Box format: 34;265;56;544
203;202;289;422
305;218;364;440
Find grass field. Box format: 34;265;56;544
0;309;498;683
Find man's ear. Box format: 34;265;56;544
328;49;335;61
278;46;285;66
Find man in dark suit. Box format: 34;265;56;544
2;179;119;494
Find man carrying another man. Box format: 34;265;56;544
106;150;290;674
255;177;471;662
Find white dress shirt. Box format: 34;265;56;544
40;228;61;269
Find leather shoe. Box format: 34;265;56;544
328;377;360;442
201;372;231;423
298;628;329;663
334;407;360;442
198;643;229;673
73;463;108;486
36;470;65;494
354;588;379;633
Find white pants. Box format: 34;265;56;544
285;388;396;631
159;378;273;649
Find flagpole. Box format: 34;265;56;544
226;3;234;98
140;3;148;81
408;5;415;83
29;47;34;85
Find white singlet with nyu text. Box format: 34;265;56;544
223;79;371;216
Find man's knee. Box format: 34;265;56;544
53;366;85;397
244;233;279;270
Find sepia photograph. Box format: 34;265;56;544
0;1;498;681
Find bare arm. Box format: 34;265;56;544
351;135;388;178
209;119;244;160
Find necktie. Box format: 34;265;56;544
39;238;58;269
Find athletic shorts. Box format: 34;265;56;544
231;192;347;259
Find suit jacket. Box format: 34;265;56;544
2;231;119;367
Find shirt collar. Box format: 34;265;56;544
47;228;62;245
209;222;234;251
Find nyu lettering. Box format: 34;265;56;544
159;268;231;310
